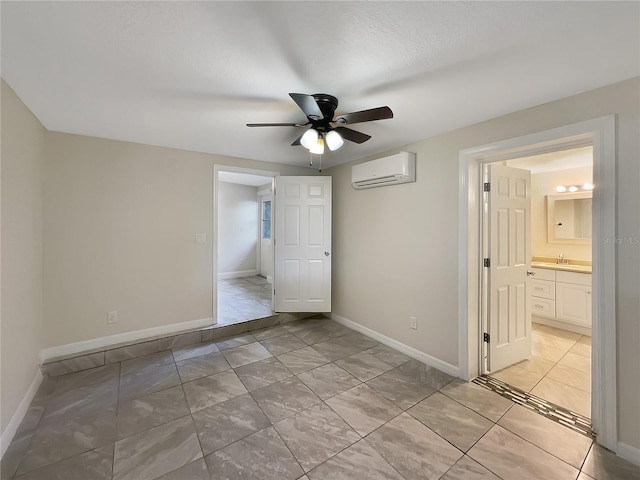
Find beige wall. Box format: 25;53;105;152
44;132;312;348
218;182;258;275
531;166;593;260
327;77;640;449
1;80;46;432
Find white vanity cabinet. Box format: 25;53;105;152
529;267;591;332
556;271;591;327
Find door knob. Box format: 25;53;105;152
324;251;330;256
526;270;535;277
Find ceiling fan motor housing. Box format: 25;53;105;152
311;93;339;131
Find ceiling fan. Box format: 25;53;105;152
246;93;393;155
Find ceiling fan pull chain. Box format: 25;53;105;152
319;154;322;173
309;150;313;167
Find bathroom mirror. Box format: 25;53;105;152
547;192;592;244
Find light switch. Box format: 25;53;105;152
195;233;206;244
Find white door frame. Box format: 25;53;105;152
458;116;617;451
213;165;278;323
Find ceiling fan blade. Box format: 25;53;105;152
334;127;371;144
289;93;324;120
246;122;305;127
334;106;393;125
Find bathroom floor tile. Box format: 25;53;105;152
182;370;247;413
277;347;330;374
441;380;513;422
251;377;321;423
297;363;361;400
234;356;293;391
335;351;393;382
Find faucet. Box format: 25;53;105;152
557;253;568;265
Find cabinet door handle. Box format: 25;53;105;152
527;270;536;277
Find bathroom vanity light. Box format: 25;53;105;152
555;183;594;193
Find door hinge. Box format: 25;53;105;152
483;258;490;268
483;332;490;343
483;182;491;192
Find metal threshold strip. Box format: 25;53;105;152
473;375;594;439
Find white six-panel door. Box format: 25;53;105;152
487;165;532;372
274;176;331;312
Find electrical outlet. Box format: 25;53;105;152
195;233;206;244
410;316;417;330
107;311;118;325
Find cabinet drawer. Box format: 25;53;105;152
531;268;555;281
556;270;591;286
529;279;555;299
530;297;556;318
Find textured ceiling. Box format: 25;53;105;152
2;2;638;169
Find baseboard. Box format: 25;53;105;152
1;369;42;458
618;442;640;466
218;269;258;280
532;316;591;337
39;316;214;364
331;313;460;378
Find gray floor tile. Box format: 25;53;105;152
325;384;401;436
1;430;34;479
17;406;116;475
292;322;350;345
364;344;412;367
158;331;201;351
306;439;403;480
297;363;361;400
234;357;293;391
440;455;501;480
175;352;231;383
116;385;190;440
113;415;202;480
251;377;321;423
366;368;436;410
274;403;361;472
222;342;272;368
408;392;493;452
205;426;304;480
172;341;219;362
119;352;181;402
216;333;257;351
335;351;393;382
311;335;376;362
277;347;330;374
468;425;579;480
260;334;307;356
106;341;158;364
441;380;513;422
41;352;105;377
285;318;331;333
155;458;209;480
498;403;592;468
12;444;113;480
182;370;247;413
395;359;455;390
582;443;640;480
192;394;270;455
252;325;291;341
367;413;463;480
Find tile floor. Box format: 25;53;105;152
3;317;639;480
492;323;591;417
218;276;273;325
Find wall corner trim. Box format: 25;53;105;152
331;313;460;378
617;442;640;467
1;369;43;458
39;316;214;364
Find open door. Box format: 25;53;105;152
274;176;331;312
486;164;532;372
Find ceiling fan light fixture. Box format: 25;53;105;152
300;129;319;149
325;130;344;151
309;137;325;155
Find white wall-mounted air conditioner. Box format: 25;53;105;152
351;151;416;189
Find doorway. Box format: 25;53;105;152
458;116;617;451
214;167;277;326
480;147;593;421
